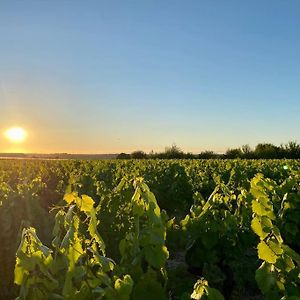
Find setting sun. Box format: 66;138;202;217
4;127;27;143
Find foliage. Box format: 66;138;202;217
14;192;133;300
0;159;300;299
249;174;300;299
131;151;147;159
118;141;300;159
190;278;224;300
13;178;171;300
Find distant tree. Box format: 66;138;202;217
283;141;300;159
131;150;147;159
116;152;131;159
241;144;251;154
225;148;243;159
149;151;162;159
185;152;195;159
163;144;184;159
148;150;155;158
254;143;281;159
117;141;300;160
198;150;217;159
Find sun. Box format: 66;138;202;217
4;127;28;143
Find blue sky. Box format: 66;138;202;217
1;1;300;153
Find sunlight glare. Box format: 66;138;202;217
4;127;27;143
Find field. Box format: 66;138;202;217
1;159;300;300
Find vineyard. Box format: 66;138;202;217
1;159;300;300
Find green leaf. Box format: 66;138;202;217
132;190;144;216
132;275;166;300
112;275;133;300
64;192;78;204
191;278;208;299
258;241;278;264
251;217;268;239
255;262;276;294
282;245;300;266
76;195;94;212
14;264;27;285
252;200;275;219
268;240;283;256
206;287;225;300
144;245;169;269
88;210;106;253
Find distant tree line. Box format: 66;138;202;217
117;141;300;159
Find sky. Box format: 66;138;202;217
1;0;300;154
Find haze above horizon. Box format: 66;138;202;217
1;1;300;154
